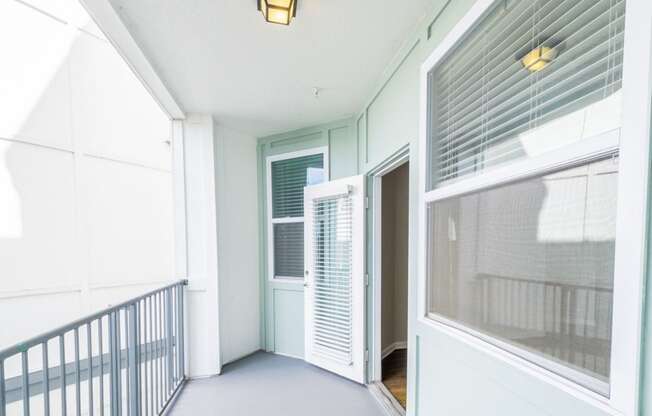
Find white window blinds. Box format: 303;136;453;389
427;0;625;189
311;196;354;364
272;154;324;218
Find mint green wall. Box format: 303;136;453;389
258;0;652;414
643;151;652;414
257;119;358;358
643;232;652;415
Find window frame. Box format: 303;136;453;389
417;0;652;414
266;147;329;283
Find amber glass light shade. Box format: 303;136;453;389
521;46;558;72
259;0;297;25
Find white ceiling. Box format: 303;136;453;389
107;0;437;137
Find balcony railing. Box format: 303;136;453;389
0;279;187;416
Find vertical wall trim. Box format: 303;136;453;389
67;51;92;315
364;110;369;164
413;335;421;416
172;120;188;279
257;143;267;349
426;0;453;41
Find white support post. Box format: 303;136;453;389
180;114;222;378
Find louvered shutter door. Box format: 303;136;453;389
428;0;625;189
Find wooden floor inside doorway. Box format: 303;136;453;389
382;348;407;408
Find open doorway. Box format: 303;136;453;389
369;155;409;414
380;162;408;407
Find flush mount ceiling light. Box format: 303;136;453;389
258;0;297;25
521;46;558;72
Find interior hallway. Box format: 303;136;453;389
169;352;384;416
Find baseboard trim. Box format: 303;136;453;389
381;341;407;359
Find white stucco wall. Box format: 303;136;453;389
214;124;261;364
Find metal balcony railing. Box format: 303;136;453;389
0;279;187;416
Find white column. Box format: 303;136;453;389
175;113;222;377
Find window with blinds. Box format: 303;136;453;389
270;152;325;279
272;154;324;218
427;0;625;189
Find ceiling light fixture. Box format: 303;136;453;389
258;0;297;26
521;46;558;72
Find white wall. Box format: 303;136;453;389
214;125;261;364
181;114;221;377
179;119;261;376
0;0;174;362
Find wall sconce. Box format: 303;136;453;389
521;46;558;72
258;0;297;25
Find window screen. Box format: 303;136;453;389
427;0;625;189
427;157;618;392
270;152;325;279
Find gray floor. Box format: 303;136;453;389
168;352;384;416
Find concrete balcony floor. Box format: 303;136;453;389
169;352;383;416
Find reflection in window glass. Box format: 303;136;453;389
427;0;626;189
427;158;618;391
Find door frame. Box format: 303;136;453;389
366;145;410;384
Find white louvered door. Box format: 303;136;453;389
304;175;365;383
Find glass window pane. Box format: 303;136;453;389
272;153;324;218
311;195;354;363
427;158;618;391
274;222;304;278
427;0;626;189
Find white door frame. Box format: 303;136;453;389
368;146;410;383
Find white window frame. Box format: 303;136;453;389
266;147;329;283
417;0;652;414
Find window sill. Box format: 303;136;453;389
417;315;624;416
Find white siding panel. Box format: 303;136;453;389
0;1;73;149
70;32;171;170
84;156;174;287
0;141;76;292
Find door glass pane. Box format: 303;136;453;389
427;157;618;392
311;195;353;364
